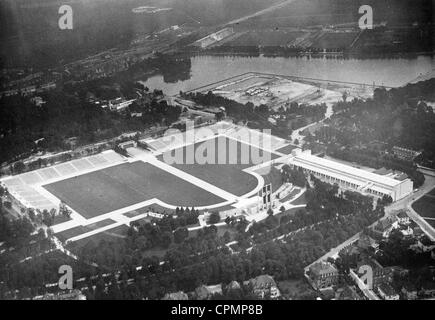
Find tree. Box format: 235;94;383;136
174;227;189;244
280;206;285;213
208;212;221;225
267;208;274;216
160;231;173;248
13;161;25;174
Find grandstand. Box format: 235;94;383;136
0;150;126;214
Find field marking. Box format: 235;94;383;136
145;157;240;203
66;212;150;243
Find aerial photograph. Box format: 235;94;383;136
0;0;434;307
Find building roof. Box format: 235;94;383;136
195;284;223;299
162;291;188;300
397;211;409;219
309;261;338;277
357;234;378;249
248;275;277;289
375;219;393;232
227;281;241;291
289;149;407;189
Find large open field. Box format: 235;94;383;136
412;190;435;221
158;136;279;196
44;161;225;219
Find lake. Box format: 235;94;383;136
141;55;434;96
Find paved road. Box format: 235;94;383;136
386;174;435;241
223;0;297;26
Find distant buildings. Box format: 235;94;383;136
287;149;413;201
194;28;234;49
33;289;86;300
162;291;188;300
108;98;136;112
392;146;422;162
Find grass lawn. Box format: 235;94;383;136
427;188;435;196
276;144;297;155
55;219;116;242
159;136;279;196
425;219;435;228
290;191;307;205
259;166;284;192
52;214;72;226
279;188;301;203
56;226;89;242
276;207;307;220
44;161;225;219
412;194;435;219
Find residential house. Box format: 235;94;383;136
421;282;435;297
162;291;188;300
245;275;281;299
401;284;418;300
392;146;422;162
357;234;379;252
226;280;242;292
195;284;222;300
373;216;399;238
411;236;435;253
397;211;410;225
307;261;339;290
378;283;399;300
399;224;413;237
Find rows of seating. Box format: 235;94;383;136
1;150;125;213
9;184;56;212
226;127;287;151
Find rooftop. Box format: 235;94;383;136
309;261;338;276
247;275;277;289
397;211;409;219
290;149;407;189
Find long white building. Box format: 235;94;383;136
287;149;413;201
